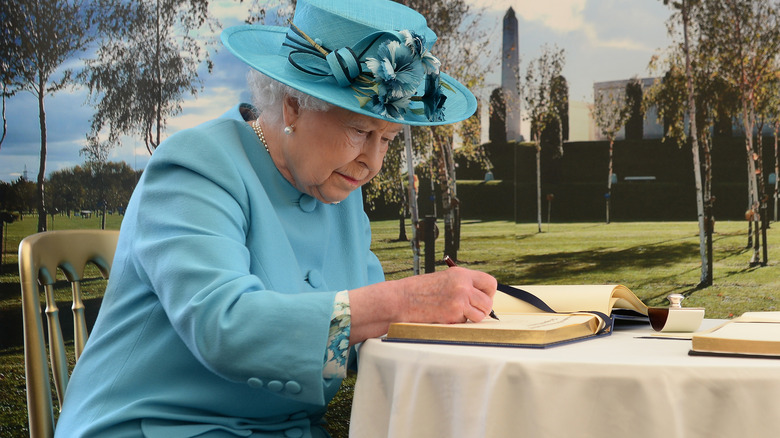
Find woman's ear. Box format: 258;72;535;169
282;95;301;128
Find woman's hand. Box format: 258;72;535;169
348;267;497;345
394;266;497;324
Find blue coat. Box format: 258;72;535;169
55;105;385;437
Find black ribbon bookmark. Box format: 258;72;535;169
496;283;615;336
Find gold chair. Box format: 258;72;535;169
18;229;119;438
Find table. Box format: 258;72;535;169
350;320;780;438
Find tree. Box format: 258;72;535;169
0;178;25;272
240;0;297;24
540;75;569;158
0;2;22;151
624;78;644;140
649;65;688;143
657;0;712;285
591;87;629;224
1;176;37;218
47;167;84;218
364;134;412;241
489;88;507;144
48;161;140;218
697;0;780;266
81;0;217;156
523;45;565;233
2;0;96;232
766;77;780;222
712;75;740;138
751;57;777;256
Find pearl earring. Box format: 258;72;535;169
284;125;294;135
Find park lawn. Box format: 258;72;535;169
1;216;779;437
372;218;779;318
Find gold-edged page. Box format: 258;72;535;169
386;313;601;346
692;318;780;356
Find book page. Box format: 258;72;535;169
443;313;599;331
692;313;780;356
739;311;780;322
698;321;780;342
492;285;646;315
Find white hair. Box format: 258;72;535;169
247;69;331;125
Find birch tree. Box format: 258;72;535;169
2;0;95;232
364;134;413;241
659;0;713;285
591;87;629;224
766;78;780;222
523;45;565;233
697;0;780;267
81;0;217;156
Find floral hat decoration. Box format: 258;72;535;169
222;0;477;126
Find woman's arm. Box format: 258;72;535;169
347;266;497;345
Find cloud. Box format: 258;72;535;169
477;0;665;52
167;86;244;132
477;0;586;32
519;1;588;34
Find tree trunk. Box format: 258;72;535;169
403;126;420;275
741;103;760;264
154;0;163;151
756;132;768;265
397;216;408;241
606;139;614;224
0;222;4;274
434;128;458;262
36;76;48;233
774;124;778;222
1;85;7;149
682;2;709;286
535;139;542;233
701;135;714;286
397;168;409;242
442;138;459;261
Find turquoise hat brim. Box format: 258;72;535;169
222;25;477;126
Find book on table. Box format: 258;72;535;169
690;311;780;359
385;284;649;348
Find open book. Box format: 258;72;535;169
491;284;648;319
690;312;780;358
385;284;648;348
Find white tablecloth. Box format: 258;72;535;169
350;320;780;438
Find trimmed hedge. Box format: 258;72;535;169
365;137;777;222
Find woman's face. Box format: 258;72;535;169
278;105;402;204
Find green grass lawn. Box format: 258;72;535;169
1;215;778;437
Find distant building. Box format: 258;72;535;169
567;100;596;141
592;78;663;141
502;7;522;141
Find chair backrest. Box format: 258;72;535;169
18;229;120;438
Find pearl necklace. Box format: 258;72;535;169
252;119;270;153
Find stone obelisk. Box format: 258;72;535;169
502;7;522;141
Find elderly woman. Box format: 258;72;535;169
54;0;496;437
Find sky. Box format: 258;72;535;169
0;0;673;183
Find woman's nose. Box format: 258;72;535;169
358;137;387;172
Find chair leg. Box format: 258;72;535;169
71;281;89;360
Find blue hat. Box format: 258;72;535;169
221;0;477;126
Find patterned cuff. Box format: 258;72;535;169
323;290;351;379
